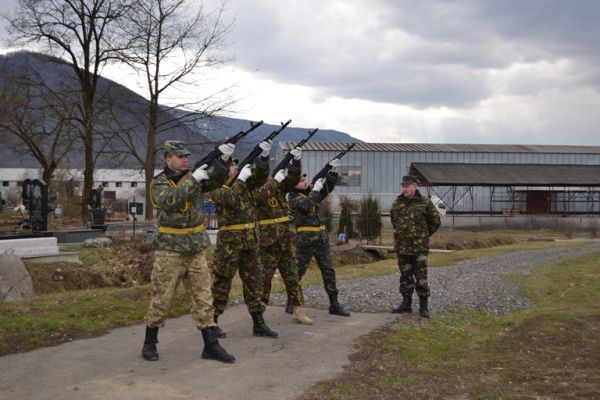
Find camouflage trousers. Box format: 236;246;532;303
297;243;339;298
145;250;216;329
259;239;304;307
397;253;430;298
212;232;265;316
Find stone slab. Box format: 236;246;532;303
0;237;59;257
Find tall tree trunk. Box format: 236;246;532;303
144;98;159;221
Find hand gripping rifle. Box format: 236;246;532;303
191;120;264;172
271;128;319;177
311;143;356;185
225;119;292;185
237;119;291;170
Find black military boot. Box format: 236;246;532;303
328;294;351;317
251;313;279;338
201;327;236;363
214;314;226;338
141;326;159;361
392;295;413;314
285;302;294;314
419;296;430;318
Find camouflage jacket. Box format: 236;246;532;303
211;156;269;245
389;190;441;255
254;160;301;247
288;171;337;247
151;158;229;255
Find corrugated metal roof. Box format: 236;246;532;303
279;142;600;154
409;163;600;186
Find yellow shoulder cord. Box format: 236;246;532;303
152;176;190;212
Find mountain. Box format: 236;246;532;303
0;51;361;171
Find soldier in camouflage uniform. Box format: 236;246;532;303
389;175;441;318
288;159;350;317
142;140;235;363
211;140;280;338
255;147;313;325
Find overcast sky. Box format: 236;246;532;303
2;0;600;145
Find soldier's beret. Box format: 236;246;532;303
163;140;190;156
402;175;419;184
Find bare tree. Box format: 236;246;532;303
116;0;234;219
6;0;131;222
0;56;79;185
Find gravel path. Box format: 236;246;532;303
269;242;600;315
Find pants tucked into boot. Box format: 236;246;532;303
201;327;235;363
142;326;159;361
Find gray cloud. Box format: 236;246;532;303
228;0;600;108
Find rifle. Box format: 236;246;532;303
311;143;356;185
191;120;264;172
237;119;292;170
271;128;319;177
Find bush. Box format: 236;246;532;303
337;195;358;241
357;194;382;242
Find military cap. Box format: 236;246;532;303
163;140;190;156
402;175;419;184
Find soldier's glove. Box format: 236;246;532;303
218;143;235;161
290;147;302;160
274;169;286;183
237;164;253;182
192;164;209;182
328;158;341;170
259;140;272;158
312;177;325;192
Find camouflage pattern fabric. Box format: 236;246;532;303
211;156;269;316
145;250;216;329
145;156;228;329
389;190;441;255
211;230;265;315
289;170;340;297
397;254;430;297
390;189;441;299
254;160;304;305
151;159;229;256
296;237;338;297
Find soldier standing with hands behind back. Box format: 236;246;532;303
390;175;441;318
142;140;235;363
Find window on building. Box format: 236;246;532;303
337;166;362;186
116;182;122;188
2;182;8;187
102;182;109;187
131;182;137;188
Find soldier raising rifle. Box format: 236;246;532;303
255;129;319;325
288;144;355;317
211;133;279;339
142;139;236;364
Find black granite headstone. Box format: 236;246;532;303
29;179;48;232
89;186;106;228
22;179;32;211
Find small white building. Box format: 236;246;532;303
0;168;159;206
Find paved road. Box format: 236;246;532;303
0;305;396;400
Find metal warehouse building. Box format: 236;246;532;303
277;142;600;219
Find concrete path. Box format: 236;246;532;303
0;305;396;400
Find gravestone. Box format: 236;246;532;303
22;179;32;211
28;179;48;232
89;186;106;230
127;196;146;222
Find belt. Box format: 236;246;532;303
159;224;205;235
259;216;291;225
296;225;326;232
219;222;256;231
